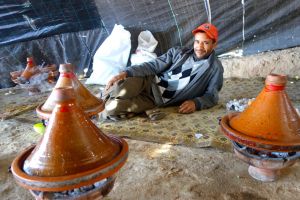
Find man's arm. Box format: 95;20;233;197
192;65;224;110
105;71;128;92
105;47;182;92
178;65;223;113
178;100;196;113
125;47;182;77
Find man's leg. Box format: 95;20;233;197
105;76;156;117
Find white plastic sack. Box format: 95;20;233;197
137;30;158;52
86;24;131;85
130;30;158;65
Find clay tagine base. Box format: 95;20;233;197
232;141;300;182
247;166;278;182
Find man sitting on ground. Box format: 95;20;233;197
103;23;224;121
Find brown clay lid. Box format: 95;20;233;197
59;63;74;73
11;87;128;191
36;63;104;119
220;74;300;152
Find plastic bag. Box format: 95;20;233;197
130;30;158;65
86;24;131;85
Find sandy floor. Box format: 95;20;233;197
1;105;300;200
1;47;300;200
108;140;300;200
1;131;300;200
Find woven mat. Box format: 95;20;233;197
97;78;300;151
98;105;230;150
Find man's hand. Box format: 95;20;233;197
178;100;196;114
105;71;128;92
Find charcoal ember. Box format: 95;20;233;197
270;152;289;158
94;178;107;188
60;191;68;195
243;144;293;159
258;152;269;158
68;188;82;196
30;178;113;199
288;152;296;156
80;184;95;192
53;191;69;198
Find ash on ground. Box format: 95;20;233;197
19;72;55;95
226;98;255;112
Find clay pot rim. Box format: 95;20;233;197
265;73;287;86
59;63;74;73
36;102;104;120
220;113;300;152
11;135;128;192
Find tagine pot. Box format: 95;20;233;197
10;56;58;84
220;73;300;181
11;87;128;198
20;57;37;80
221;74;300;152
36;63;104;120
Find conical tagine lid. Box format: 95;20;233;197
37;63;104;119
221;74;300;152
24;87;121;176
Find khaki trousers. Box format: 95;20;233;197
105;76;156;116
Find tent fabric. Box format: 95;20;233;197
0;0;101;46
0;0;300;88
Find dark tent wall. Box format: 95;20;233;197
0;0;107;88
0;0;299;88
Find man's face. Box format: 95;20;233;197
193;32;216;59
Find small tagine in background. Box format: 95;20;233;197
220;73;300;182
36;63;104;121
11;87;129;200
10;57;58;94
21;57;37;80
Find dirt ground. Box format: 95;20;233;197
1;47;300;200
220;46;300;79
1;131;300;200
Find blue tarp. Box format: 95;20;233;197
0;0;299;88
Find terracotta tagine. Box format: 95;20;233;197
36;63;104;120
20;57;37;80
220;73;300;181
11;87;128;199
